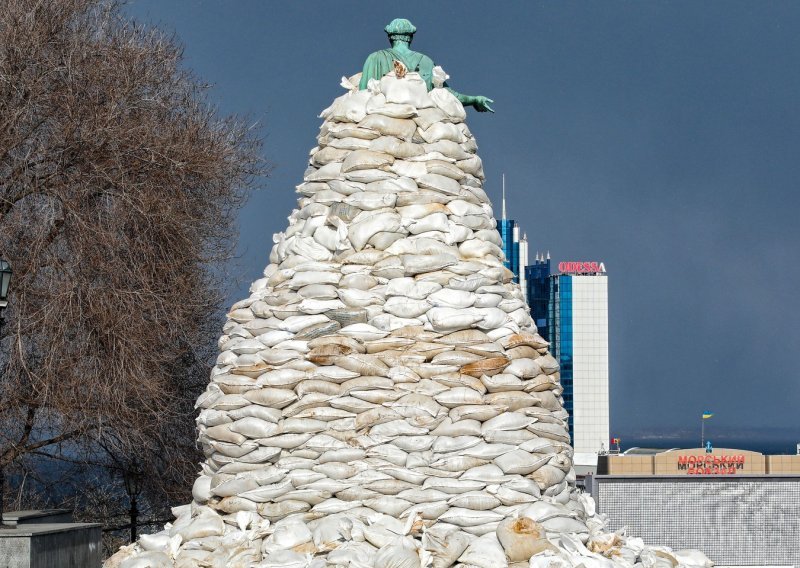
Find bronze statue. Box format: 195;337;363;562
359;18;494;112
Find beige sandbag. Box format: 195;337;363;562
495;517;556;562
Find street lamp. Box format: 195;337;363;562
0;259;12;529
122;464;143;543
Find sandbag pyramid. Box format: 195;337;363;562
106;72;712;568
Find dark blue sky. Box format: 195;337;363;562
126;1;800;444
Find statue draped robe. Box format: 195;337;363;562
359;48;435;91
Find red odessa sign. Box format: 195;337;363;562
558;261;606;274
677;454;745;475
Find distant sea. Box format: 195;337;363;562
616;432;798;456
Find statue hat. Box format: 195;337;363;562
384;18;416;38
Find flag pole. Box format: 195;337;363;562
701;416;704;448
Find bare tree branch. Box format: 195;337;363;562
0;0;265;537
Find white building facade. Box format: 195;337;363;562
527;260;610;470
567;273;610;458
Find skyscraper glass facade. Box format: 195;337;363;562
526;258;552;342
498;218;519;282
555;275;574;436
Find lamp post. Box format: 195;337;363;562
0;259;13;529
122;464;143;543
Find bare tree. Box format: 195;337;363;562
0;0;263;530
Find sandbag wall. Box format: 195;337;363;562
105;73;714;568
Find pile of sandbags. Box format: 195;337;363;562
105;73;713;568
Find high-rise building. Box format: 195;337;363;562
494;177;609;467
497;175;521;283
518;233;528;302
526;258;610;468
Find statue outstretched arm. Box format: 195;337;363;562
445;84;494;113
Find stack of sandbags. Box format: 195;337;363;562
105;73;713;568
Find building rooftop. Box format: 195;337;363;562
622;447;679;455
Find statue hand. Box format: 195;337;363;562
472;96;494;113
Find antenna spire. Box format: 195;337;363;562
501;173;506;220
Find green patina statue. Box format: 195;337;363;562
359;18;494;113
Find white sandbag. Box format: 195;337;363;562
349;212;402;250
380;71;432;109
424;141;471;161
365;496;413;516
137;533;172;554
263;519;313;553
429;88;466;121
462;441;516;460
391;159;428;178
427;307;483;332
401;253;457;275
428;289;476;309
384;296;432;318
414;106;448;129
119;552;172;568
408;212;450;234
341;150;395;173
484;428;536;445
449;404;506;422
428;159;466;180
439;507;503;528
260;550;312;568
422;526;470;568
322;90;371;123
434;387;483;408
243;388;297;409
346;190;397;210
460;464;508;483
429;419;481;437
526;422;570;444
229;417;280;439
417;173;462;196
482;413;536;432
504;358;541;379
359;114;417;139
203;424;246;445
338;323;389;341
420;122;464;144
495;486;539;506
494;450;551;475
370;136;425;159
672;550;714;568
456;533;506;568
446;491;501;511
424;478;485;497
528;551;572;568
178;510;225;541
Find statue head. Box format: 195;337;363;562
385;18;416;46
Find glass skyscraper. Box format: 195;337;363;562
498;177;520;282
526;258;609;465
497;175;528;289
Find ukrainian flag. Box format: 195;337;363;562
702;411;714;419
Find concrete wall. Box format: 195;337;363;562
766;455;800;475
0;524;101;568
592;475;800;566
598;449;796;476
601;454;653;475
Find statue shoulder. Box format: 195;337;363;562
360;49;394;89
364;49;395;62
